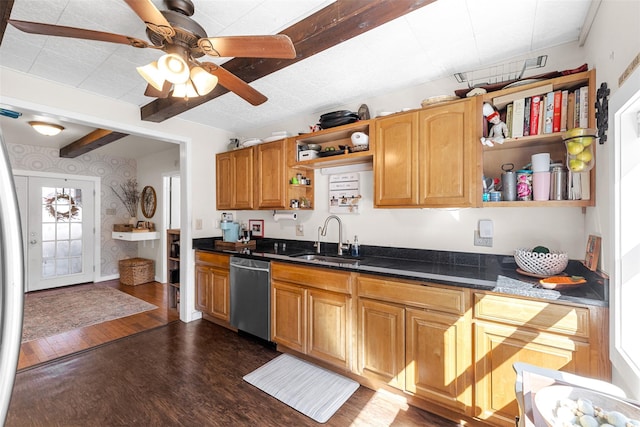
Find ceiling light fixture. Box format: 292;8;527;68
29;121;64;136
136;48;218;99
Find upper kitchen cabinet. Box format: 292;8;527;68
216;147;254;210
374;98;481;208
254;139;287;209
216;139;314;210
481;69;596;207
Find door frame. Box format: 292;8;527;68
14;170;101;287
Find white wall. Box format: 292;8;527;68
581;0;640;399
137;145;181;279
582;0;640;273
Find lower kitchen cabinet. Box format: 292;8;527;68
405;307;472;414
356;275;473;415
195;251;230;322
358;298;405;390
271;262;353;370
272;281;306;353
473;292;609;427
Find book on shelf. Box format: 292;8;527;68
560;90;569;131
552;90;562;133
579;86;589;128
543;92;555;134
574;88;581;128
505;103;513;138
523;97;531;136
511;98;525;138
566;91;576;130
529;95;541;136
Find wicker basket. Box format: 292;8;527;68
118;257;154;286
514;248;568;276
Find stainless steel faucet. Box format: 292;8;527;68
314;226;323;254
320;215;349;255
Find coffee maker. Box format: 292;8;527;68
220;213;239;242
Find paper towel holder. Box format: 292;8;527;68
272;210;298;221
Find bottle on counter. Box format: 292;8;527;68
351;235;360;257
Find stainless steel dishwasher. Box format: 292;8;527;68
229;256;271;342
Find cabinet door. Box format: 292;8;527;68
255;140;287;209
474;320;591;427
307;289;351;370
194;264;229;321
272;281;306;353
374;112;419;206
358;298;405;390
232;148;254;209
209;267;230;321
195;264;210;312
417;99;479;207
406;307;472;414
215;152;233;210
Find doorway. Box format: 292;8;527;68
15;173;97;292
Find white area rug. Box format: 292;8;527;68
243;353;359;423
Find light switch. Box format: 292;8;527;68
479;219;493;238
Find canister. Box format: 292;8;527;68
550;165;568;200
501;163;517;201
516;169;532;201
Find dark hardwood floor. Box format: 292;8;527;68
18;280;179;370
8;319;461;426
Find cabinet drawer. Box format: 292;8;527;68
357;275;467;315
271;262;352;294
474;293;589;338
195;251;230;269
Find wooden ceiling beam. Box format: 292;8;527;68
0;0;15;45
60;129;128;158
140;0;435;123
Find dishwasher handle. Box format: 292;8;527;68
230;263;270;273
230;257;270;273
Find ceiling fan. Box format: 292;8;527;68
8;0;297;105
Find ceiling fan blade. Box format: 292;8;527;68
144;81;172;98
123;0;175;40
201;62;267;106
8;19;151;48
198;35;296;59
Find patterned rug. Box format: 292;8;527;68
22;285;157;342
243;353;359;423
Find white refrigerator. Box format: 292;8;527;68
0;130;25;424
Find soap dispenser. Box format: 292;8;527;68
351;235;360;257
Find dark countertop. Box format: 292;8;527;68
193;237;608;307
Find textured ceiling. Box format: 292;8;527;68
0;0;594;156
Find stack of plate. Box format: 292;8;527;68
318;110;359;129
263;131;291;142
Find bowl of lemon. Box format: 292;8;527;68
563;128;597;172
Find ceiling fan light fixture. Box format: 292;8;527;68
29;121;64;136
190;66;218;96
172;81;198;99
136;61;166;91
158;53;190;84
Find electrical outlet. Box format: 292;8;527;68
296;224;304;236
105;208;116;215
195;219;202;230
474;230;493;247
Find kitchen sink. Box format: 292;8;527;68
292;254;360;265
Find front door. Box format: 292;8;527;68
23;176;95;291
